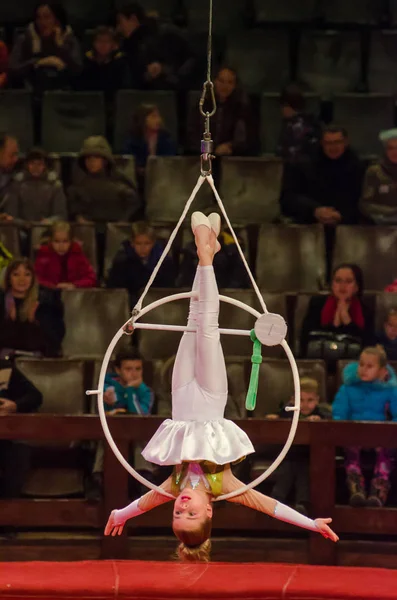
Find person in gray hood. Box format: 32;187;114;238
68;136;141;227
5;147;67;223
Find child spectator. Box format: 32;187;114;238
123;103;177;171
5;148;67;223
372;308;397;361
107;221;176;308
267;377;329;515
0;40;8;89
9;1;81;91
0;258;65;358
177;225;249;288
34;221;96;289
0;359;42;497
68;136;141;226
276;84;321;162
80;26;130;99
333;346;397;507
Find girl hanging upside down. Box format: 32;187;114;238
105;211;339;561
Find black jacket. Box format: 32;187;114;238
0;360;42;413
281;148;365;224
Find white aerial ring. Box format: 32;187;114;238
87;290;300;502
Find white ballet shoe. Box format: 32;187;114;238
191;211;211;234
208;213;221;236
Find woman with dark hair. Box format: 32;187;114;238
300;263;374;358
9;1;81;90
0;258;65;357
187;66;256;156
123;103;177;170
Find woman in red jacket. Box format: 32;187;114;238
35;221;97;289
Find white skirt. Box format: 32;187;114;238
141;418;255;466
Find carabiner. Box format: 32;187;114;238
199;80;216;118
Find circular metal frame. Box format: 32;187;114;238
89;291;300;502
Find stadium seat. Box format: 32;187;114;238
16;358;86;497
368;31;397;95
0;91;34;153
333;226;397;291
293;292;327;355
225;28;290;93
256;225;326;292
62;0;113;25
30;223;98;274
41;92;106;154
252;358;327;417
253;0;318;23
104;221;177;277
145;156;214;222
62;288;130;358
185;0;248;33
219;157;282;224
391;0;397;26
113;90;178;153
260;92;321;155
375;293;397;330
333;94;394;156
0;224;21;258
321;0;383;24
114;0;180;20
0;0;36;23
297;31;361;97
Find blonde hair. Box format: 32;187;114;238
361;345;388;368
2;258;38;321
300;376;319;395
173;517;212;563
50;220;72;240
131;221;156;242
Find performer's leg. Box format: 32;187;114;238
171;267;200;391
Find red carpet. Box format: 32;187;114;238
0;560;396;599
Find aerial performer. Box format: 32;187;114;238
104;212;339;562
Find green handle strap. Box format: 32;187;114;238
245;329;262;412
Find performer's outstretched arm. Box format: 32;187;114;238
105;477;174;536
222;468;338;542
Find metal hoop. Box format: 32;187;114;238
87;291;300;501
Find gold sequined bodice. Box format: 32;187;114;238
172;461;225;497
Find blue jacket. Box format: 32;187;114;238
123;129;177;168
104;372;154;415
332;362;397;422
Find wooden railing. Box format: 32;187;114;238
0;415;396;564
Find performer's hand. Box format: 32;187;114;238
315;518;339;542
104;510;125;536
265;414;279;420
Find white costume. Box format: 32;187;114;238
142;264;255;466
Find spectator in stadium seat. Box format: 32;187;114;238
0;134;19;220
34;221;96;289
187;66;255;156
281;125;364;225
107;221;175;308
5;147;67;223
372;308;397;361
80;26;130;99
123;103;177;171
68;136;141;226
0;258;65;358
0;40;8;89
0;359;42;498
360;129;397;225
276;84;321;163
300;263;374;358
9;1;82;91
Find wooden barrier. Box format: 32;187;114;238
0;415;397;564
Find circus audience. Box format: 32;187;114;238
0;359;42;498
372;308;397;361
123;104;177;171
187;66;255;156
0;40;8;89
9;1;82;91
281;125;364;225
0;134;19;217
333;346;397;507
276;84;321;162
107;221;175;308
79;26;130;99
5;148;67;223
300;263;374;359
34;221;96;289
0;258;65;358
360;129;397;225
